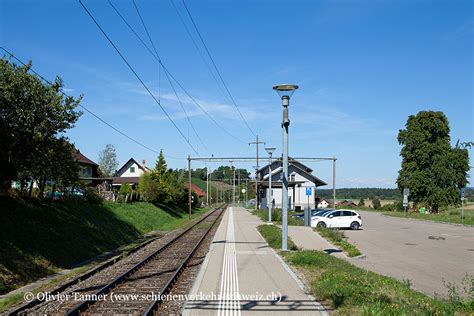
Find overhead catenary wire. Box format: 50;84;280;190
0;46;186;161
181;0;256;137
131;0;209;153
78;0;199;155
168;0;228;102
107;0;246;144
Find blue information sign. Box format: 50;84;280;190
461;188;465;200
306;187;312;196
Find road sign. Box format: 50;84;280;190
306;187;312;196
403;188;410;196
461;188;465;201
403;195;408;207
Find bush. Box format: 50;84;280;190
84;187;103;204
118;184;133;202
372;198;381;209
138;173;162;203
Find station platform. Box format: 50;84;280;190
183;207;327;315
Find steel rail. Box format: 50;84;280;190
65;205;226;316
9;236;160;316
142;204;225;315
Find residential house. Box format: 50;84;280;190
75;151;110;187
317;199;330;208
257;158;327;211
113;158;150;189
191;184;206;198
336;200;358;208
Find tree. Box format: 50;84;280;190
0;57;82;196
372;198;381;209
358;198;365;207
397;111;469;213
98;144;118;177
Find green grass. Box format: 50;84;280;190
282;250;474;315
315;227;362;257
191;177;207;192
382;207;474;226
252;208;304;226
0;197;208;295
257;224;298;251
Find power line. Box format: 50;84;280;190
131;0;208;153
79;0;199;155
181;0;256;137
0;46;186;161
168;0;228;102
107;0;246;144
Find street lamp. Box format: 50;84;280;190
273;84;298;250
265;147;276;224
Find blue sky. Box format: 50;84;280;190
1;0;473;188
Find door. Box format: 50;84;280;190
327;211;342;227
341;211;355;227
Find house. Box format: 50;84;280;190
113;158;150;189
75;151;111;187
257;158;327;211
191;184;206;198
336;200;357;208
317;199;330;208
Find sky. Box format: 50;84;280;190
1;0;473;188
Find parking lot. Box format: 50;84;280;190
345;211;474;297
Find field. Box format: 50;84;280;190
0;198;208;294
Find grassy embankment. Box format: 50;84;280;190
315;228;361;257
0;198;209;296
258;224;474;315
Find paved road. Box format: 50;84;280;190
345;211;474;297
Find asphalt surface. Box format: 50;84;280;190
345;211;474;297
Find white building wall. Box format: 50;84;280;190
120;162;146;177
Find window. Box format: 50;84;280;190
342;211;354;216
327;211;341;217
130;166;135;173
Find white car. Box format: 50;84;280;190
311;210;362;230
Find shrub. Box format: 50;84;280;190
118;184;133;202
84;187;103;204
138;174;161;203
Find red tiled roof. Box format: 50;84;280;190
191;184;206;197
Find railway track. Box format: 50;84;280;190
9;205;226;315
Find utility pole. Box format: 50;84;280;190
206;165;209;206
237;169;240;206
209;166;212;206
333;157;337;210
188;155;192;219
232;165;236;205
249;135;265;209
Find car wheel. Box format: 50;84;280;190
350;221;360;230
317;222;326;228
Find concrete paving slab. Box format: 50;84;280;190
183;207;327;315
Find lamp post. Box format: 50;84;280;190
273;84;298;251
265;147;276;223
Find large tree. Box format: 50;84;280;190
98;144;118;177
396;111;469;212
0;57;82;195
